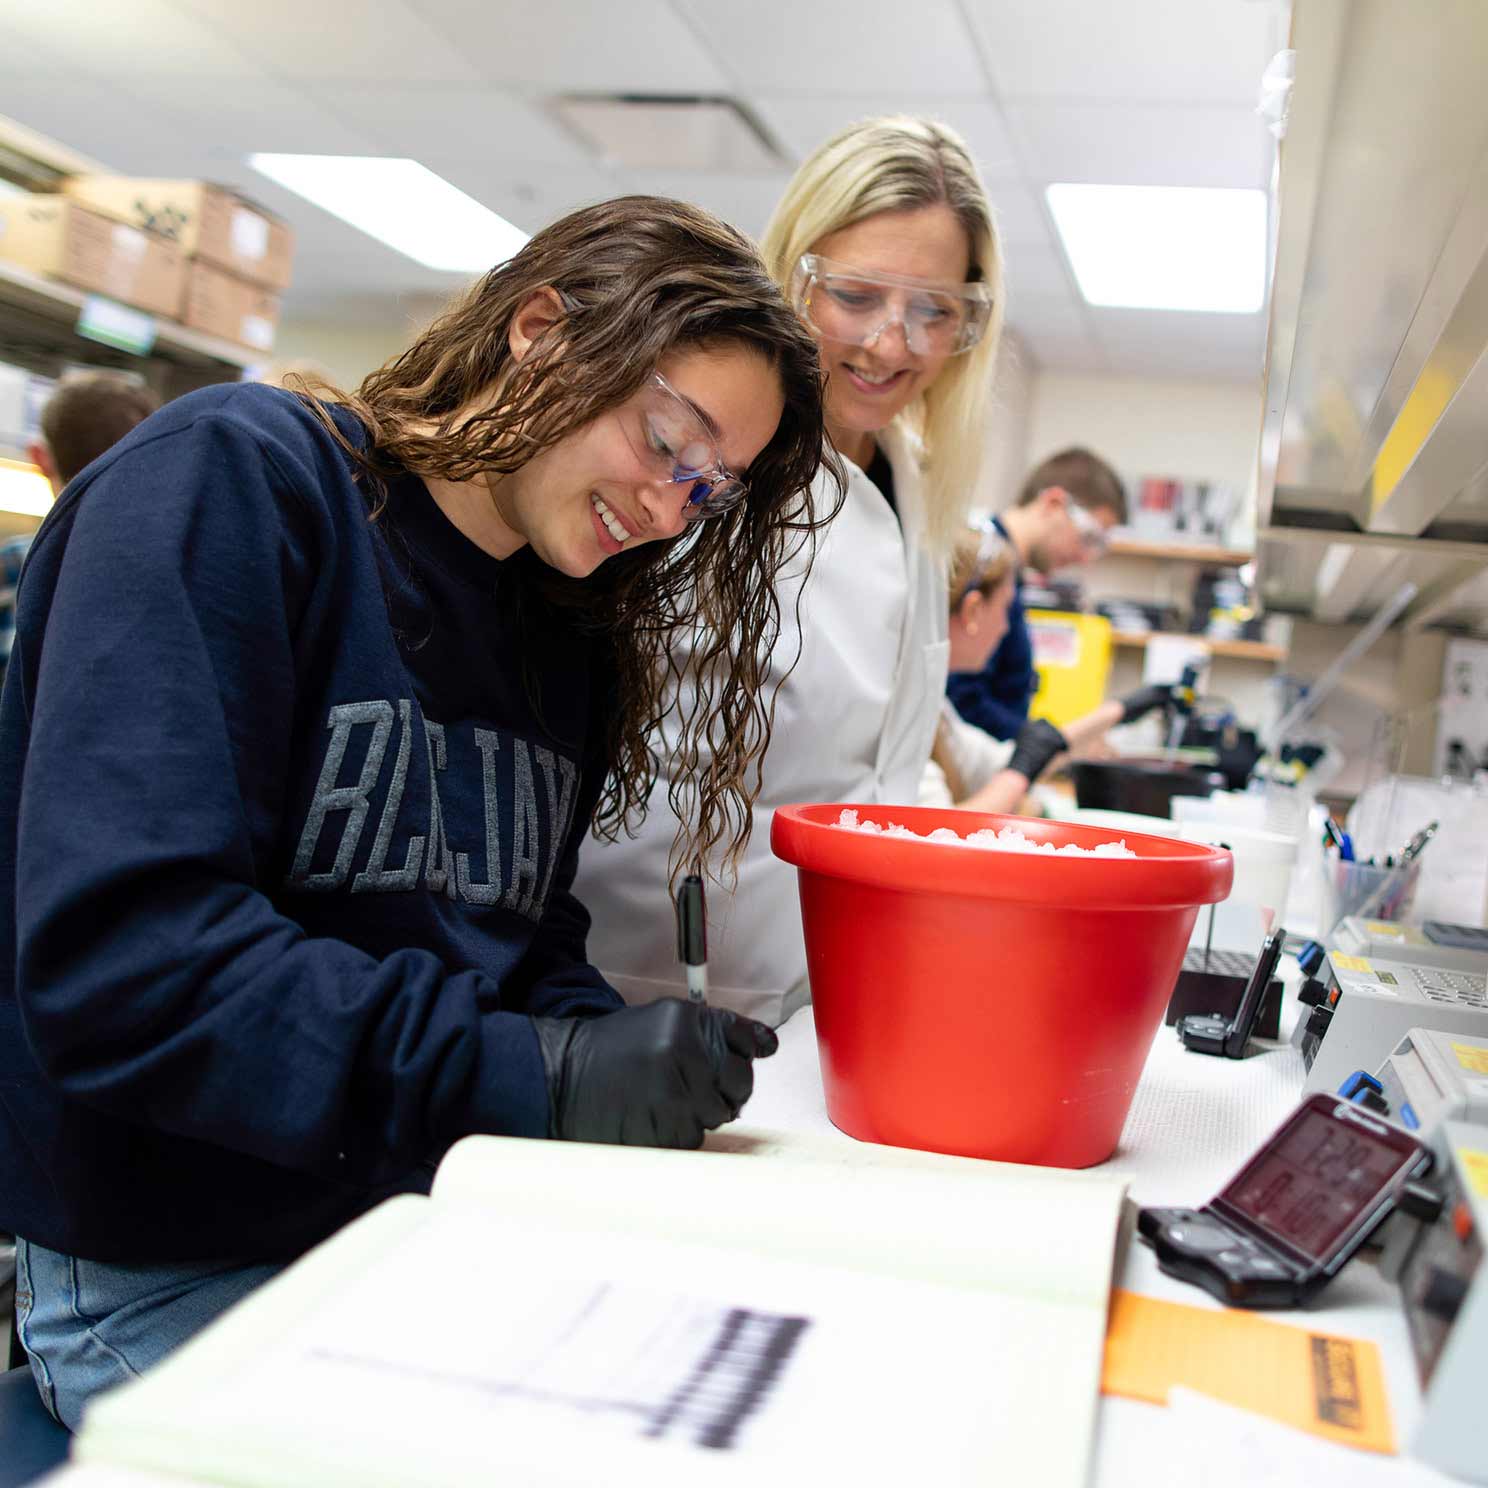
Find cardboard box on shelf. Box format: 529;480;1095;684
179;260;280;352
62;178;294;290
0;196;185;318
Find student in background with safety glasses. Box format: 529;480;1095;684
947;446;1130;740
577;117;1007;1026
926;522;1180;811
0;196;833;1428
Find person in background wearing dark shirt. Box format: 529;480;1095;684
0;374;161;686
1;196;832;1428
946;446;1127;739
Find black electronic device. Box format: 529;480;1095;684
1164;945;1283;1038
1138;1093;1435;1307
1423;920;1488;953
1176;929;1286;1057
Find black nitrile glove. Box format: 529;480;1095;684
532;997;778;1149
1120;683;1183;723
1007;718;1069;781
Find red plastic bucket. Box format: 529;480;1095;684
771;803;1233;1168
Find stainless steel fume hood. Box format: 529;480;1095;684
1258;0;1488;635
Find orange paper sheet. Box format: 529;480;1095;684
1102;1289;1395;1454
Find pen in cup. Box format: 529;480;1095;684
676;872;708;1005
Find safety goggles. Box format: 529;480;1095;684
790;254;994;358
955;520;1015;607
1066;498;1111;555
618;373;749;522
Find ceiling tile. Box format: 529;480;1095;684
983;178;1054;249
1001;248;1076;302
679;0;986;94
425;161;623;237
314;87;593;166
962;0;1281;106
1;0;265;78
1007;295;1088;339
0;73;199;172
611;169;796;240
1087;305;1266;379
1019;320;1109;374
173;0;486;83
749;95;1019;177
405;0;732;93
1008;100;1270;189
114;75;383;157
1008;296;1110;372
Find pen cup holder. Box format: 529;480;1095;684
1319;857;1421;938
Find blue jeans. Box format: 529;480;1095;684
15;1239;282;1429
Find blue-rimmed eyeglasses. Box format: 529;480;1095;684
619;373;750;522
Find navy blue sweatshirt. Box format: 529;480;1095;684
945;516;1036;740
0;383;622;1263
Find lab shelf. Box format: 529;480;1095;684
1109;632;1287;663
0;258;256;372
1107;539;1253;564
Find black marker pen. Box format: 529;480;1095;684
676;873;708;1005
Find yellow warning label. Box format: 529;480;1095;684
1331;955;1372;973
1364;922;1406;937
1460;1148;1488;1201
1453;1042;1488;1076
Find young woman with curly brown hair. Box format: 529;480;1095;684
0;195;833;1427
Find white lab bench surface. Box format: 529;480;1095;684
742;992;1461;1486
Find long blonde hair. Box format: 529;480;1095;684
759;116;1004;553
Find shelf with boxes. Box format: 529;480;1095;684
0;258;257;377
0;175;295;377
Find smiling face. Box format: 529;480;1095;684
806;203;973;465
462;338;785;580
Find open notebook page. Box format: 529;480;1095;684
436;1127;1128;1303
75;1137;1126;1488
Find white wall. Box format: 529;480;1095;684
1024;371;1262;498
270;301;443;390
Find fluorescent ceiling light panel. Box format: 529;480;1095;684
1046;184;1266;314
249;154;528;273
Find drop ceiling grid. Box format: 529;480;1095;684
0;0;1281;373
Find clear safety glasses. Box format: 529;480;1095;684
790;254;994;358
955;520;1015;606
618;373;749;523
1067;497;1111;556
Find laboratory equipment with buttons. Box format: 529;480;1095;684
1336;1028;1488;1137
1297;952;1488;1100
1397;1120;1488;1484
1331;916;1488;974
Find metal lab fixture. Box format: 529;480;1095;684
1259;0;1488;636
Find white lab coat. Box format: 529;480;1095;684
918;702;1016;808
574;424;949;1025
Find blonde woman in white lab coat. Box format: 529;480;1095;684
575;117;1005;1025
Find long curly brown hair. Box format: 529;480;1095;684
297;195;839;874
